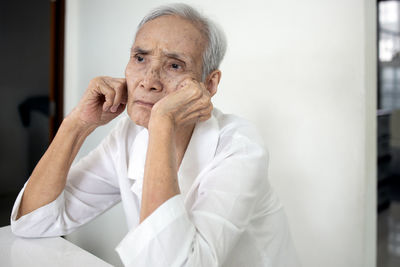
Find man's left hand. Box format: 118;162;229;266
148;77;213;131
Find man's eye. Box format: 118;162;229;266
135;55;144;62
171;63;181;69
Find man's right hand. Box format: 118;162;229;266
69;76;127;129
16;76;127;219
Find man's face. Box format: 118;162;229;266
125;15;207;127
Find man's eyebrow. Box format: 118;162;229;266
131;47;149;54
131;47;190;63
164;52;188;63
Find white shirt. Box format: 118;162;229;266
11;108;299;267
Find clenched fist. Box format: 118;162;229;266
69;76;127;129
149;77;213;131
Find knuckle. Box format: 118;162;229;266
88;78;97;87
96;76;106;83
192;88;202;99
184;77;195;84
179;78;190;88
199;97;211;108
111;77;121;84
187;88;196;98
200;98;208;107
204;112;211;119
115;82;126;91
113;82;122;89
106;89;115;98
113;87;122;96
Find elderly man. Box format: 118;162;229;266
11;3;298;267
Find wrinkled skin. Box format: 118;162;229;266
72;15;221;131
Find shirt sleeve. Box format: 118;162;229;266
10;119;127;238
115;134;292;266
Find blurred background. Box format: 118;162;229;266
0;0;63;226
378;1;400;267
0;0;392;267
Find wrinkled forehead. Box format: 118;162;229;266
133;15;207;64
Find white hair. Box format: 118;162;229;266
136;3;227;81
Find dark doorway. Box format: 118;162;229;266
0;0;64;227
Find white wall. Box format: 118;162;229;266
64;0;377;266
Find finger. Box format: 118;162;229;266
166;85;210;123
199;82;210;96
94;79;116;112
183;92;212;115
198;112;212;122
115;77;127;84
179;109;211;125
104;78;127;113
113;103;126;115
178;101;213;125
118;78;128;104
198;101;213;119
178;81;204;104
112;78;127;103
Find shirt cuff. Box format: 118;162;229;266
115;194;195;266
10;182;65;237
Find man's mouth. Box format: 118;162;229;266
134;100;154;108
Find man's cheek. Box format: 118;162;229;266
126;85;135;101
126;78;142;99
159;72;184;92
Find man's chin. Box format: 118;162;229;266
127;109;150;128
135;120;149;129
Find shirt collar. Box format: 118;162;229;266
127;111;219;197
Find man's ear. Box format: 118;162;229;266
205;70;221;97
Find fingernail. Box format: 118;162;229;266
110;105;118;112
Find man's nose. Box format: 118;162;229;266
140;65;163;92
